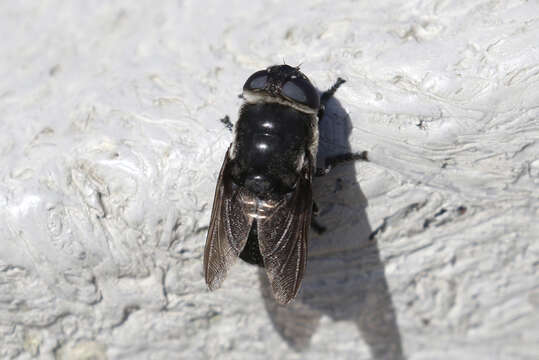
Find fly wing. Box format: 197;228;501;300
258;158;313;304
204;147;255;290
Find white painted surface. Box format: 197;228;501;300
1;1;538;359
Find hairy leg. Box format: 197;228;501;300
316;151;369;177
318;77;346;121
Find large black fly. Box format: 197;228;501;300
204;65;362;304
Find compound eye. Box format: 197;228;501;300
282;78;320;110
243;70;268;91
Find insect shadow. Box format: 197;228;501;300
258;91;405;360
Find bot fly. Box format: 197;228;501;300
204;65;355;304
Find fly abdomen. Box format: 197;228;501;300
239;220;264;266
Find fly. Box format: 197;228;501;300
204;65;364;304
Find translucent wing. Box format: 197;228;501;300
204;148;255;290
258;158;313;304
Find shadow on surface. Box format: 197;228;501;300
258;91;405;360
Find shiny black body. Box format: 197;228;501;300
231;102;313;198
232;102;314;266
204;65;337;304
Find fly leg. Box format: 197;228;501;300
315;151;369;177
312;77;363;233
318;77;346;121
315;76;369;176
220;115;234;132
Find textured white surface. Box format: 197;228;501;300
1;1;538;359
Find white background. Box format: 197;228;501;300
1;1;538;359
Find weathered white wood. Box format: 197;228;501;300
1;1;538;359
